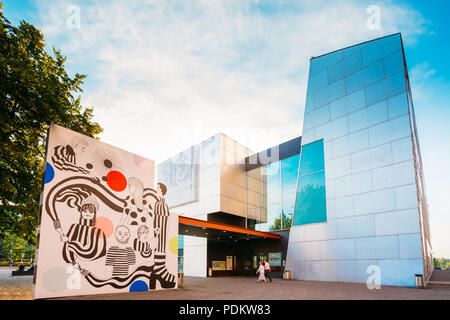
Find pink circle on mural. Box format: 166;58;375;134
95;216;114;239
133;154;152;169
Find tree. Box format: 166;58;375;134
0;233;34;264
0;2;103;245
434;258;439;269
269;211;292;231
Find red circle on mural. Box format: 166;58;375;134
106;170;127;192
95;216;114;239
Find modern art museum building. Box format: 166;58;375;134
158;33;433;287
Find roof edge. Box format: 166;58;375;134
310;32;402;61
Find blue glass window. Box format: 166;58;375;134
266;162;281;206
280;154;300;230
256;161;281;232
178;235;184;272
282;183;296;228
299;139;325;176
293;171;327;226
266;203;282;231
293;140;327;226
178;235;184;249
281;154;300;185
254;153;301;231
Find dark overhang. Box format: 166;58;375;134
179;216;281;242
245;136;301;171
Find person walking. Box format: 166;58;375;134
264;259;272;282
257;261;266;283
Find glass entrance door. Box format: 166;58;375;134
253;254;267;268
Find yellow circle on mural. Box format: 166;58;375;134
168;237;178;255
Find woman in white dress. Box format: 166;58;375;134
256;261;266;282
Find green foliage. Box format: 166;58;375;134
434;257;450;269
0;233;34;263
269;211;292;231
0;3;103;245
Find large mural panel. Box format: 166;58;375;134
33;124;178;299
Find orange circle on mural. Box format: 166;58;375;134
95;216;114;239
106;170;127;192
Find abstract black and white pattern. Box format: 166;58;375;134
33;124;178;299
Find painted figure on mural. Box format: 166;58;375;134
105;225;136;278
125;177;152;226
133;225;158;258
61;196;107;270
150;182;176;289
52;135;91;174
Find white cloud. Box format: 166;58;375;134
34;0;428;164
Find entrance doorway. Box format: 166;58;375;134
253;252;283;276
178;215;286;278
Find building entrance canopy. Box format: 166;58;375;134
178;216;281;242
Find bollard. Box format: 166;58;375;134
283;270;291;280
415;274;424;288
178;272;184;288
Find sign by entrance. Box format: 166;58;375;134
269;252;282;267
212;261;226;271
226;256;233;271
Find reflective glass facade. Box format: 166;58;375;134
178;235;184;272
281;154;300;228
247;153;300;231
292;140;326;226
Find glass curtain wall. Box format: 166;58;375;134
292;140;327;226
280;154;300;229
247;154;300;231
178;235;184;272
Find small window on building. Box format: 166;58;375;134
292;139;327;226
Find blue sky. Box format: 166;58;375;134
2;0;450;258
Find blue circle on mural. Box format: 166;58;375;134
130;280;148;292
44;162;55;184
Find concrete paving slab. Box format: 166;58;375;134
2;275;450;300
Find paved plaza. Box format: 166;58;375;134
1;271;450;300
